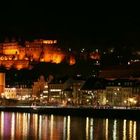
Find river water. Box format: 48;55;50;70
0;111;139;140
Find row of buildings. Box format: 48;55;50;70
0;71;140;107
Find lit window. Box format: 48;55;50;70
118;83;121;86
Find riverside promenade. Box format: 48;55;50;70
0;106;140;120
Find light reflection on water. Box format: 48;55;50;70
0;111;139;140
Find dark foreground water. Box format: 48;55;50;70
0;111;139;140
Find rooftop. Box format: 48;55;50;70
81;78;106;90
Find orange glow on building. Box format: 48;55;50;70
3;49;19;55
44;51;65;64
2;42;20;55
0;39;72;69
90;51;100;60
69;56;76;65
0;38;100;69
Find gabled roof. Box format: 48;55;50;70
81;78;106;90
49;76;70;84
72;75;86;81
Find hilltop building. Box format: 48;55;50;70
0;39;65;69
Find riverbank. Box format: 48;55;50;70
0;106;140;120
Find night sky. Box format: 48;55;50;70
0;2;139;49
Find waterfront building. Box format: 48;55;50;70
72;76;85;104
81;77;140;107
4;87;16;99
81;78;106;105
32;75;46;98
47;77;73;104
105;79;140;106
42;83;49;100
41;75;85;105
1;69;140;107
4;81;32;100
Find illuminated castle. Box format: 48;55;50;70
0;39;69;70
0;38;100;70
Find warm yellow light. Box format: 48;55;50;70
124;100;127;103
128;98;137;104
3;49;19;55
43;40;57;44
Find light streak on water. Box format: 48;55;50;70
105;119;108;140
0;111;139;139
90;118;93;140
123;119;126;140
1;112;4;140
39;115;42;140
11;113;15;140
113;119;117;140
129;120;133;140
50;114;54;140
133;121;137;140
63;117;66;140
86;117;89;140
67;115;71;140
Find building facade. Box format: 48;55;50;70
81;78;140;107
